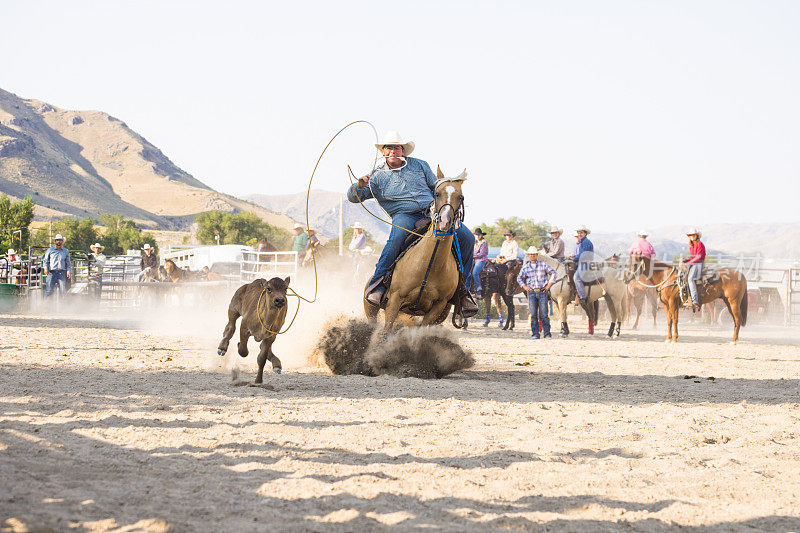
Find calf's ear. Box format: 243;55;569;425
284;276;291;286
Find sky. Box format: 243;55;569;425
2;0;799;234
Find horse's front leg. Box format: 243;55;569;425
421;299;450;326
383;294;402;329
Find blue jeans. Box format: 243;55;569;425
528;290;551;337
687;262;703;304
472;259;487;292
574;267;587;299
370;212;475;291
45;270;67;298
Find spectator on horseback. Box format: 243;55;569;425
348;223;367;253
544;227;565;261
347;130;477;315
683;228;706;312
496;230;519;264
472;228;489;295
42;234;72;298
517;246;557;339
569;225;594;308
629;229;655;258
306;228;319;250
292;223;308;253
138;243;158;281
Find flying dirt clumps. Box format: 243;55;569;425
311;315;474;379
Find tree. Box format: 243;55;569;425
98;214;157;255
0;194;35;253
475;217;552;250
195;211;291;248
30;217;99;252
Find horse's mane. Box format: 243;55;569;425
536;252;568;280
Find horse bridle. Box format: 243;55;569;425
626;257;676;291
429;200;464;237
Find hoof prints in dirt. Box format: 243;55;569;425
313;316;475;379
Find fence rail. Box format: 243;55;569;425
240;251;298;282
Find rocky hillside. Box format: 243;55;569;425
245;189;391;240
0;88;294;230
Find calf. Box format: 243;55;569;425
217;277;290;382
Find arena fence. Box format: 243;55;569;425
240;251;298;282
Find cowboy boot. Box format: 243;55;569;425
588;321;594;335
460;291;478;318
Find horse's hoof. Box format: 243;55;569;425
217;348;226;356
273;367;282;374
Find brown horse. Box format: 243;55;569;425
163;259;184;282
364;167;467;328
627;283;658;329
625;255;748;342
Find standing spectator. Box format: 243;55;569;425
292;223;308;253
497;230;520;264
629;229;655;258
472;228;489;295
138;243;158;281
544;228;565;261
89;243;106;299
42;234;72;298
348;223;367;253
5;248;22;285
683;228;706;312
516;246;557;339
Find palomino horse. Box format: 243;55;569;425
536;253;628;337
364;168;467;328
624;255;748;342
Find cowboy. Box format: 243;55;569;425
306;228;319;251
347;130;477;314
496;230;519;264
138;243;158;281
90;243;107;271
348;222;367;253
569;225;594;307
517;246;557;339
544;227;565;261
683;227;706;312
291;223;308;254
4;248;22;284
42;234;72;298
471;228;489;295
629;229;655;258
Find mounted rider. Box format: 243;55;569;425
683;227;706;312
347;131;477;314
496;230;520;264
569;225;594;307
629;229;655;258
544;227;565;261
472;227;489;295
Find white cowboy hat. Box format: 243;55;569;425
375;130;414;156
525;246;541;255
549;227;563;236
90;242;105;251
352;222;363;230
637;229;649;237
293;223;304;230
575;225;591;235
54;234;64;241
143;243;152;250
686;227;702;238
7;249;16;255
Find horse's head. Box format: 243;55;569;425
431;166;467;238
504;260;523;294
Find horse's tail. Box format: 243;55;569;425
740;288;748;327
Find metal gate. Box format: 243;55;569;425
788;268;800;326
240;251;298;282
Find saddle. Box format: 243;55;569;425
677;266;720;307
565;259;604;289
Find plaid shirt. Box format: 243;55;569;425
516;259;557;290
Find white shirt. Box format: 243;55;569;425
499;239;519;260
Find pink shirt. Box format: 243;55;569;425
629;237;655;258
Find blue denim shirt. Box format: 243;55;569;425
573;237;594;260
42;246;72;272
346;157;437;217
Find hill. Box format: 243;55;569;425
0;88;295;231
245;190;391;240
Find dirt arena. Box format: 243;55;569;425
1;293;799;531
